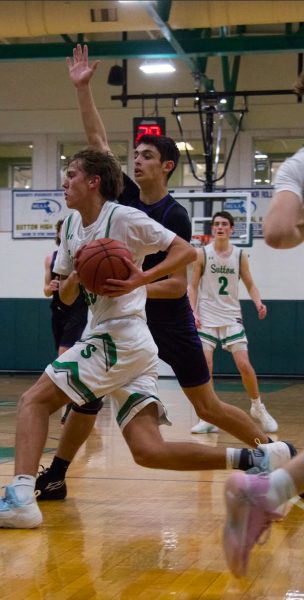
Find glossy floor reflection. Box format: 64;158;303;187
0;375;303;599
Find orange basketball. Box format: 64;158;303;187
75;238;132;295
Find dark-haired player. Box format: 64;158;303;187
188;210;278;434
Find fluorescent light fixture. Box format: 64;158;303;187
139;62;176;74
255;153;268;159
176;142;194;151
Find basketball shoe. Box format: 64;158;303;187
250;402;278;433
0;486;42;528
191;419;219;434
223;472;282;577
249;440;297;473
35;466;67;500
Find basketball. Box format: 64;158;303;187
75;238;132;295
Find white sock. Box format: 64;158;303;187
12;474;36;503
267;468;298;510
251;397;261;406
226;448;235;469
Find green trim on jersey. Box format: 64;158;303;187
117;392;159;427
201;246;207;277
64;203;120;244
238;249;243;279
105;205;120;238
65;214;73;240
52;359;99;403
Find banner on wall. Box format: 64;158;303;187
12;190;71;239
170;186;274;240
224;187;273;238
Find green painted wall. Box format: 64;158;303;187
0;299;55;371
0;299;303;376
213;300;304;376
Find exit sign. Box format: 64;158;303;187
133;117;166;146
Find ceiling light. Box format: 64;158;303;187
139;62;176;74
219;98;227;104
255;153;268;159
176;142;194;151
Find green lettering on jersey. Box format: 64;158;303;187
81;286;97;306
211;264;235;274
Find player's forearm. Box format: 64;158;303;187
188;285;198;312
263;191;304;248
264;217;304;248
247;285;262;310
59;273;80;305
142;240;196;287
76;84;109;152
43;286;53;298
146;277;186;299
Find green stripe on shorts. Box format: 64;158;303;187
52;359;99;403
117;392;159;427
221;329;246;345
198;331;218;344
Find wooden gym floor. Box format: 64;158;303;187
0;374;304;600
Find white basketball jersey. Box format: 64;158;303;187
197;242;243;326
54;201;175;329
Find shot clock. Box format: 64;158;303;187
133;117;166;146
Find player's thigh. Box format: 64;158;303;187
151;320;210;387
123;402;164;455
221;323;248;351
231;347;251;371
202;346;214;372
183;379;221;413
198;326;218;351
20;372;69;414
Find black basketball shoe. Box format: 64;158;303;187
35;466;67;500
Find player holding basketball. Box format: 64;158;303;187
34;44;293;504
0;147;205;528
222;139;304;577
188;210;278;434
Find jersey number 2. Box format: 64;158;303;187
218;276;228;295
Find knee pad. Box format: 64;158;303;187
71;397;104;415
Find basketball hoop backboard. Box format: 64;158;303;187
171;191;253;247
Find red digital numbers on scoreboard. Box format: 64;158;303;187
133;117;166;147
